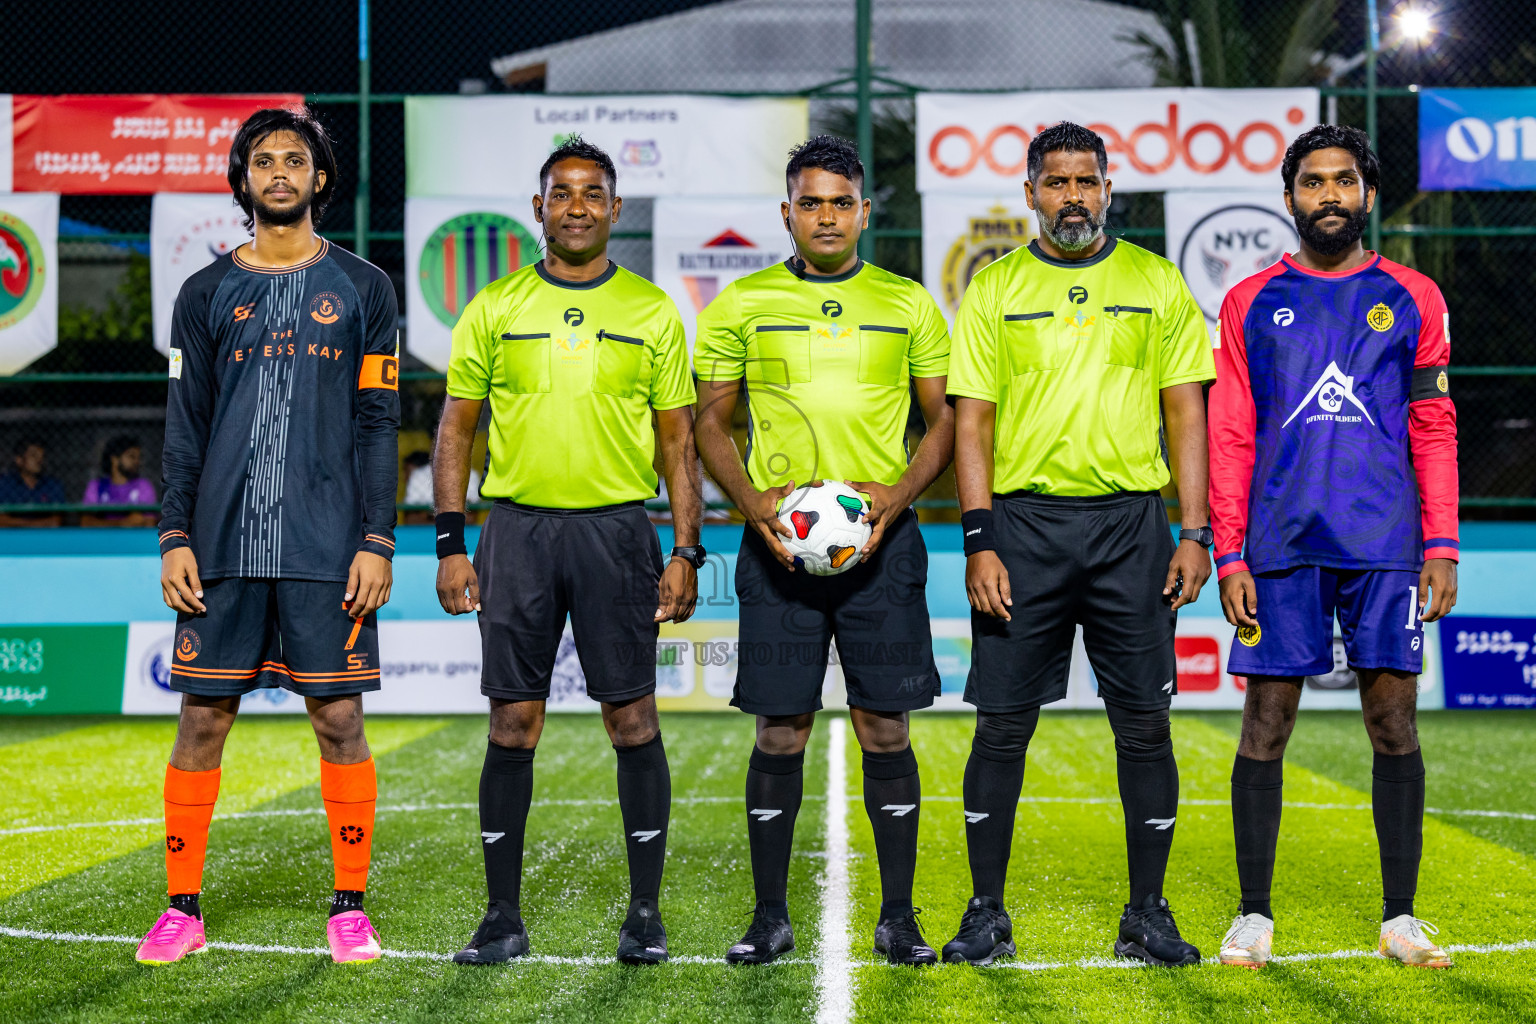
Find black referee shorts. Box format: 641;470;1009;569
966;490;1177;713
475;500;662;704
733;507;940;717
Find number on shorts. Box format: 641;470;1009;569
1406;585;1419;630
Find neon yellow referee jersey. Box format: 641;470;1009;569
947;238;1214;496
447;260;695;508
693;259;950;488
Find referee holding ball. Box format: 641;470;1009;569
940;123;1215;967
432;137;704;966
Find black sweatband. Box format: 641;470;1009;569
435;512;467;560
961;508;995;556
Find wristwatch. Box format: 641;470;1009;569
1179;526;1214;549
670;545;707;568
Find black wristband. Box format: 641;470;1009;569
961;508;995;556
435;512;467;560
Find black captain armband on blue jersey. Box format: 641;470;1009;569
436;512;468;559
962;508;996;556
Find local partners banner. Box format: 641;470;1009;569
1163;190;1298;340
0;192;58;374
920;194;1038;322
651;197;792;354
404;197;543;373
1420;88;1536;191
917;89;1318;194
405;95;808;198
150;193;251;354
4;94;301;194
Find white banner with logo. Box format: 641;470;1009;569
404;196;544;373
150;193;252;355
0;191;58;375
651;197;792;354
920;193;1039;322
1164;190;1299;340
405;95;808;199
917;89;1318;195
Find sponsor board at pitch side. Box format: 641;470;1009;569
1440;616;1536;708
917;88;1318;194
150;193;252;354
1420;88;1536;191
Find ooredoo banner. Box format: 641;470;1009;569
917;89;1319;194
405;95;808;198
920;193;1039;322
0;191;59;375
1163;190;1298;339
7;94;302;194
650;197;792;353
404;196;543;373
150;193;252;354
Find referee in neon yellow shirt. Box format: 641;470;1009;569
431;138;703;967
939;123;1215;968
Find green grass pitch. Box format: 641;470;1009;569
2;710;1534;1023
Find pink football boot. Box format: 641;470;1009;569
327;909;383;964
136;908;207;964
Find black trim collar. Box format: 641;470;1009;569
535;259;619;290
784;256;865;284
1027;236;1117;269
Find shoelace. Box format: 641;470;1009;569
147;914;194;944
334;914;374;946
737;910;787;947
1395;918;1441;945
1223;915;1270;948
1136;903;1185;942
954;904;1000;940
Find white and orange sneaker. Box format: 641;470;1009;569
1378;915;1453;968
136;908;207;964
1218;912;1274;969
327;909;382;964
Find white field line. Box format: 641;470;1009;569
4;795;1530;840
815;716;851;1024
4;923;1533;972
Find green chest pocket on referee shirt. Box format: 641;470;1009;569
1002;311;1063;375
749;325;811;386
1103;305;1154;369
591;330;647;398
858;325;909;387
498;333;552;394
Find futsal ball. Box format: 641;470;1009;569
776;481;873;576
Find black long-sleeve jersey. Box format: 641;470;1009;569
158;240;400;582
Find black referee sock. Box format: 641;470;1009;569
745;747;804;906
479;741;535;914
862;745;921;916
962;710;1037;904
1231;754;1284;920
1106;704;1179;907
1373;748;1425;921
615;734;671;908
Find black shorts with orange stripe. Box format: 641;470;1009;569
170;577;381;698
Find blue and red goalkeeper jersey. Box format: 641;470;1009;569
1208;252;1458;579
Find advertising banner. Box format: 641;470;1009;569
404;196;543;373
1163;190;1298;339
920;193;1039;322
1440;616;1536;708
0;624;126;714
917;89;1318;194
1420;88;1536;191
405;95;808;198
150;193;251;354
650;197;792;352
0;191;59;375
9;94;302;194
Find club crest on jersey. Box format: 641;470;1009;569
1366;302;1394;332
1237;624;1261;647
309;292;343;325
1282;361;1375;428
1437;370;1449;393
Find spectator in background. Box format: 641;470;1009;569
82;435;159;527
402;449;480;525
0;439;65;527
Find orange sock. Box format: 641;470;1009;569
320;757;377;892
164;764;221;897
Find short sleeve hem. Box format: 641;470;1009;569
1158;370;1215;389
650;395;696;411
946;384;998;402
446;383;490;400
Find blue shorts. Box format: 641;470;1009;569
1226;566;1424;677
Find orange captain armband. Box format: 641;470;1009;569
358;354;399;391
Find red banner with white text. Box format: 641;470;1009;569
10;94;302;194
